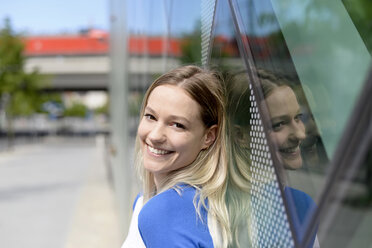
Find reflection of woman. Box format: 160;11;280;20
225;69;318;247
121;65;230;248
259;70;319;247
260;71;306;171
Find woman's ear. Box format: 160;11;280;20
202;125;217;149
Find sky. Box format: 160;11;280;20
0;0;109;34
0;0;201;36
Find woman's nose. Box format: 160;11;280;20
148;124;166;143
290;120;306;141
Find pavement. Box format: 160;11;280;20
0;136;123;248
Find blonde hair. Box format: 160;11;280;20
225;71;254;247
134;65;231;247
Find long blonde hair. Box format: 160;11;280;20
134;65;231;247
225;71;254;247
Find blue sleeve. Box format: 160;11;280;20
138;186;214;248
285;187;317;248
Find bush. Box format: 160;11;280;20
63;103;88;117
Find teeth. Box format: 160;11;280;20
281;146;299;153
148;145;170;155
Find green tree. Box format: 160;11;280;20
63;103;88;117
0;18;47;147
179;27;202;65
343;0;372;55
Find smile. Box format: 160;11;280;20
147;144;173;155
279;146;300;154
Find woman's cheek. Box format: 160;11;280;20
137;119;149;139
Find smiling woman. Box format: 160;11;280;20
121;65;230;248
262;79;306;170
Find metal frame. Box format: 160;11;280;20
201;0;218;67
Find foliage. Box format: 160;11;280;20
0;18;48;117
343;0;372;55
179;27;202;65
63;102;88;117
94;100;109;116
37;93;63;113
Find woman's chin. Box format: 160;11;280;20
282;158;302;170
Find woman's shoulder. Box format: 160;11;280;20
143;184;197;211
138;185;213;247
139;185;204;225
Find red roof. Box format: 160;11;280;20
24;30;182;57
128;36;181;56
23;31;265;57
25;36;109;55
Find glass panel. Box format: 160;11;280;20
169;0;201;66
270;0;371;157
322;147;372;247
231;0;321;246
342;0;372;56
210;0;296;247
232;0;372;247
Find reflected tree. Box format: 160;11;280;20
179;26;201;65
343;0;372;55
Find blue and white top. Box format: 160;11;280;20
121;185;214;248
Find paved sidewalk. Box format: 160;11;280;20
64;135;122;248
0;136;122;248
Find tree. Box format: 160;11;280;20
0;18;47;147
179;23;202;65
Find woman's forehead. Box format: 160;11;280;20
265;86;300;119
146;85;201;119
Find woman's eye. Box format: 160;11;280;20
172;122;185;129
144;113;156;120
295;113;304;122
272;122;284;131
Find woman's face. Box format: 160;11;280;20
265;86;306;170
138;85;214;185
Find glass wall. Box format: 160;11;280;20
110;0;372;246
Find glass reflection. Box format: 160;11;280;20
321;149;372;247
258;69;319;247
225;71;253;248
211;0;326;246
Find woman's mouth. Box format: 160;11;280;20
147;144;173;156
279;146;300;155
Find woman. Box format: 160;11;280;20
122;65;230;248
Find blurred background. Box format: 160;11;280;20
0;1;117;248
0;0;202;247
0;0;371;248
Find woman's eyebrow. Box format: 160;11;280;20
168;115;191;124
270;116;288;122
144;106;155;113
